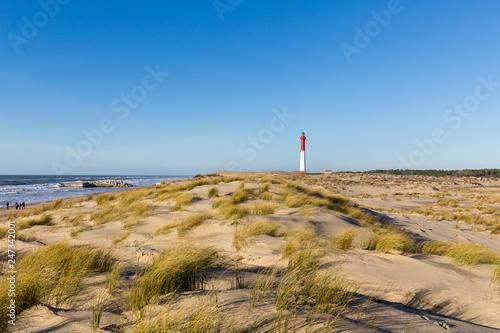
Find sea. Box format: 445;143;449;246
0;175;191;206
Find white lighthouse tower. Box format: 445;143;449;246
300;132;306;172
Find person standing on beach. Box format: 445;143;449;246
6;202;9;210
22;202;25;209
15;202;18;210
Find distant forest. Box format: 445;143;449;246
360;169;500;178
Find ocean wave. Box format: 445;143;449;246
0;175;189;205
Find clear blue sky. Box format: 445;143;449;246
1;1;500;175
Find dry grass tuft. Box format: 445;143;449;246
129;244;221;310
208;186;218;198
281;229;317;258
0;242;115;328
91;201;152;226
333;229;358;250
170;193;194;211
259;192;273;201
96;194;116;206
177;213;212;236
251;202;276;215
217;205;250;219
155;213;212;237
154;220;182;236
276;249;356;314
127;295;228;332
17;213;53;230
299;205;315;217
367;231;415;253
233;220;281;251
444;243;500;266
259;183;270;193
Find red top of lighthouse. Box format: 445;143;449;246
300;132;306;152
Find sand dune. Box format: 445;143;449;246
2;172;500;332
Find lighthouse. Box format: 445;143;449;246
300;132;306;172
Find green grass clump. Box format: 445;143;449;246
212;198;227;209
251;202;276;215
17;233;41;242
217;205;250;219
96;194;116;206
229;188;252;204
208;186;218;198
70;226;91;239
90;206;123;225
70;211;87;226
154;220;182;235
367;231;415;253
0;242;115;328
490;223;500;235
177;213;212;236
282;229;317;258
129;245;221;310
233;220;281;251
283;192;313;208
212;190;253;219
259;192;273;201
333;229;358;250
444;243;500;266
106;264;123;295
259;183;270;193
154;177;224;200
299;205;315;217
276;249;355;314
91;201;152;226
223;176;246;183
418;240;451;256
17;213;53;230
128;296;225;332
18;197;83;218
171;193;194;211
156;211;211;236
131;201;152;218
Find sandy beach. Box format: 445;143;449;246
1;171;500;332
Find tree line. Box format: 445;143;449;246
359;169;500;178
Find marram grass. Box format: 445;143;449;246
177;212;212;236
367;231;415;253
208;186;218;198
251;202;276;215
129;244;221;310
155;213;212;237
332;228;358;250
17;213;53;230
233;220;281;251
444;243;500;266
0;242;115;328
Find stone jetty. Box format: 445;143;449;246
59;180;135;188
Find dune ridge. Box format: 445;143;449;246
1;172;500;332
